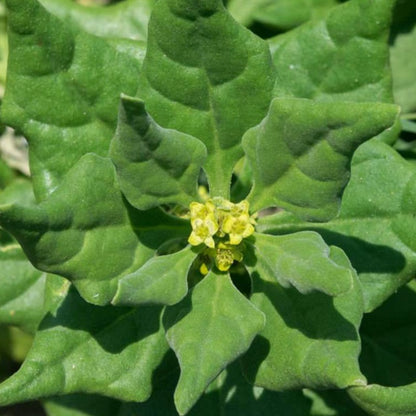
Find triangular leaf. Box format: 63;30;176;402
113;245;197;307
242;246;365;391
252;231;354;296
163;270;265;415
244;98;399;219
2;0;143;199
257;140;416;312
0;154;189;305
137;0;275;197
110;96;207;210
0;283;169;405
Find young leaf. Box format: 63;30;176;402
137;0;275;197
40;0;155;42
110;96;207;210
113;245;197;307
2;0;143;199
244;98;399;219
163;270;265;415
242;246;366;391
269;0;395;104
252;231;354;296
0;244;46;334
258;140;416;312
0;283;169;405
0;154;189;305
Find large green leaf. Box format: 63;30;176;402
348;281;416;415
257;140;416;312
0;244;46;334
110;96;207;210
242;246;365;391
163;270;265;415
137;0;275;197
113;245;197;307
0;154;189;305
0;281;169;405
244;98;398;218
252;232;354;296
2;0;143;200
39;0;154;42
269;0;395;104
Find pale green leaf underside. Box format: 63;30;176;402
244;98;398;219
228;0;339;30
349;384;416;416
2;0;143;200
0;284;169;405
0;154;189;306
40;0;155;43
242;246;365;391
257;140;416;312
252;231;353;296
113;245;197;307
164;271;265;415
137;0;275;197
0;245;46;334
390;21;416;114
269;0;395;104
111;96;207;210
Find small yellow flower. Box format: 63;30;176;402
188;218;217;248
215;243;244;272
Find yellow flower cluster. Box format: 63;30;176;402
188;195;256;273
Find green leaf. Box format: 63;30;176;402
242;246;365;391
390;6;416;114
110;96;207;210
113;245;197;307
350;384;416;416
269;0;395;104
257;140;416;311
347;280;416;416
0;244;46;334
39;0;154;42
163;270;265;415
137;0;275;197
252;232;354;296
0;154;189;305
2;0;143;200
228;0;339;31
0;283;170;405
244;98;399;219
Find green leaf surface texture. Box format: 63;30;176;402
137;0;275;197
0;154;189;305
258;140;416;312
244;98;399;219
0;283;169;405
113;245;197;307
348;281;416;415
163;270;265;415
110;95;207;210
39;0;155;42
0;244;46;334
252;232;354;296
2;0;143;200
242;246;365;391
269;0;395;104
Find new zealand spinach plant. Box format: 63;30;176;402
0;0;416;415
